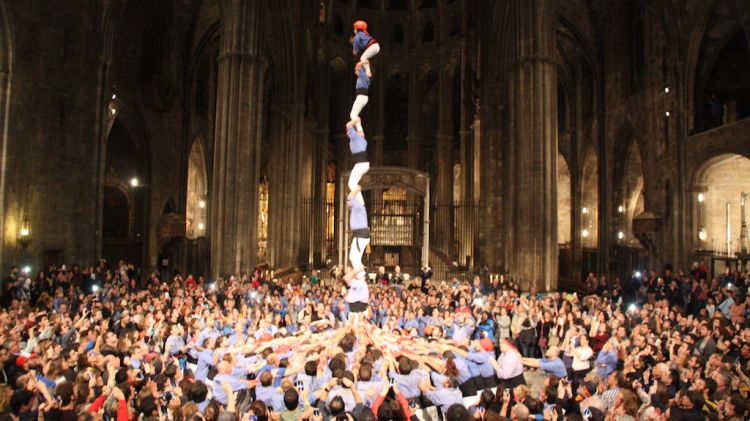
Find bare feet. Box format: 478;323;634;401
347;185;362;200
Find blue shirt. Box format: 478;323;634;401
389;371;421;399
195;349;214;381
255;384;276;406
165;335;186;355
464;356;481;378
347;127;367;154
425;387;464;413
452;323;474;342
718;297;735;317
451;356;472;385
539;357;568;378
595;351;618;378
295;373;317;395
350;197;368;230
356;67;370;91
466;351;496;378
477;320;496;341
403;318;419;330
352;32;374;54
212;373;248;405
196;399;209;413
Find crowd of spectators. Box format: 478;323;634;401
0;259;747;421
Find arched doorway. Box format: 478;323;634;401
103;186;131;239
614;139;647;278
580;145;599;277
186;139;207;239
622;141;645;244
557;153;572;283
580;146;599;247
102;120;148;269
694;154;750;254
558;154;572;245
184;138;209;277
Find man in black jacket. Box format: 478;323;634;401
667;389;707;421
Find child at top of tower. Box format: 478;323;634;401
351;20;379;78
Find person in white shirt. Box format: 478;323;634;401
571;334;594;381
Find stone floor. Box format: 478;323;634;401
525;368;547;395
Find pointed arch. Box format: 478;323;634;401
622;140;645;244
693;154;750;252
186;138;208;239
688;0;750;131
580;145;599;248
558;153;571;244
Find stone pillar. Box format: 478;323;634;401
457;44;475;269
312;128;330;265
370;71;385;218
209;0;263;277
435;59;454;254
268;104;304;268
407;52;420;170
506;0;558;291
570;62;584;284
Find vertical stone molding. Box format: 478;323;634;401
506;0;558;290
209;0;263;277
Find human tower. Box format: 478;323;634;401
341;20;380;317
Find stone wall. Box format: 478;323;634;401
1;0;100;269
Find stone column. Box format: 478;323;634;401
312;128;330;265
458;43;475;269
506;0;558;291
209;0;263;277
267;104;304;268
570;62;583;284
407;52;420;170
435;56;454;254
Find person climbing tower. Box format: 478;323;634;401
351;20;379;78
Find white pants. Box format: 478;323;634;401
360;43;380;74
350;95;369;128
349;237;370;271
348;162;370;192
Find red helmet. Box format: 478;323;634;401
353;20;369;33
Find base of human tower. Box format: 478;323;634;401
264;320;456;369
